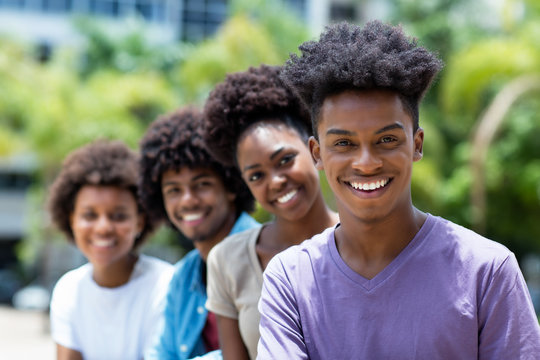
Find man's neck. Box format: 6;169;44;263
335;207;427;279
193;212;238;262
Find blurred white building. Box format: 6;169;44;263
0;0;388;48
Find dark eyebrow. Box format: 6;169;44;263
326;128;355;136
112;205;130;210
162;173;213;187
375;123;404;134
326;124;404;136
243;163;260;172
191;174;213;182
270;147;284;161
243;147;284;172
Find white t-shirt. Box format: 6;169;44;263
50;254;174;360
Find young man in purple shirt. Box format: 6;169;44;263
257;20;540;359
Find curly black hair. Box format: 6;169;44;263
202;64;311;167
139;106;254;225
48;139;154;248
280;20;443;135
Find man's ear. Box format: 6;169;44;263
413;127;424;162
309;136;324;171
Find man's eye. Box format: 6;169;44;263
334;140;351;147
165;188;179;195
380;136;396;144
194;182;208;189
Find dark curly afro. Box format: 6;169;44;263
48;139;154;248
139;106;254;226
202;64;311;167
280;20;443;134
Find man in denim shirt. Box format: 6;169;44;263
139;107;260;359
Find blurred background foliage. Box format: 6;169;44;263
0;0;539;273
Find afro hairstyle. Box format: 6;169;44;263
202;64;311;167
138;106;254;225
280;20;443;134
48;139;154;248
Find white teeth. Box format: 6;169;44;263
93;240;114;248
277;189;298;204
183;213;203;221
350;179;389;191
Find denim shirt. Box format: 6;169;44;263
146;212;260;360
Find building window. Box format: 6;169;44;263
180;0;227;42
0;0;168;21
44;0;71;12
329;3;356;22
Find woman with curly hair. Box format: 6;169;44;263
139;107;259;360
202;64;338;360
48;139;173;360
257;20;540;359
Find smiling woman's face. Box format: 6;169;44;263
310;89;424;225
70;185;143;269
236;120;320;222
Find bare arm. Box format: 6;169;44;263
56;344;83;360
216;315;250;360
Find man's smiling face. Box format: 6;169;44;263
161;167;236;243
310;89;424;225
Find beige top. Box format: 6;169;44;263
206;226;263;360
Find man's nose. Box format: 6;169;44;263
351;146;383;174
180;189;200;207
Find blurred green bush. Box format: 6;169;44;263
1;0;539;272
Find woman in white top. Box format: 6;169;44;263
48;139;173;360
202;65;339;359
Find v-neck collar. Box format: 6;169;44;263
328;214;436;292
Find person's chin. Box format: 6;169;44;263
190;233;211;243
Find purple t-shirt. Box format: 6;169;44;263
257;215;540;359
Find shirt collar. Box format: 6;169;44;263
190;212;260;292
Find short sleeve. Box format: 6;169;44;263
206;244;238;319
478;253;540;359
257;255;309;360
49;275;81;352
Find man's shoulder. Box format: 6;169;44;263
430;215;512;263
170;249;201;281
434;216;507;247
